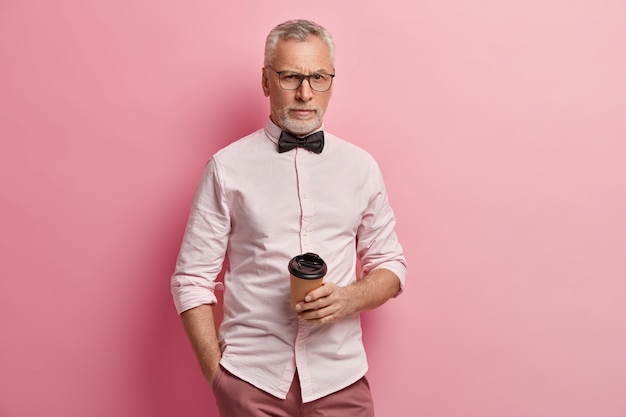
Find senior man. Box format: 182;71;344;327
171;19;407;417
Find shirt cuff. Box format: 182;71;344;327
171;275;223;314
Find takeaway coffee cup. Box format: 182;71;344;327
288;252;327;310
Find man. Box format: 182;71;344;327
171;19;407;417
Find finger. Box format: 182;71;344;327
304;283;333;302
296;297;329;312
299;305;334;321
302;307;340;324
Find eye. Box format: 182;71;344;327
312;73;326;81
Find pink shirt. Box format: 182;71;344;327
171;119;407;402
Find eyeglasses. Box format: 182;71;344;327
266;67;335;92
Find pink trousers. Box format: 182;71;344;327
212;366;375;417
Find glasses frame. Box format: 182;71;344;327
265;67;335;92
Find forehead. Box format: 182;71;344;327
272;37;334;72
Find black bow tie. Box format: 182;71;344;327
278;131;324;154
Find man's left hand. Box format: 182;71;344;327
295;282;355;324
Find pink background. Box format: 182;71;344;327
1;1;625;416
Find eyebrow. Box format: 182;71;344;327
280;68;334;74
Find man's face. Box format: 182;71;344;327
262;36;334;136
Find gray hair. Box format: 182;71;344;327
264;19;335;68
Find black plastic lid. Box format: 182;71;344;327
288;252;327;280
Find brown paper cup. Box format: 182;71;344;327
288;252;327;310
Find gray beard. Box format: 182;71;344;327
277;112;323;136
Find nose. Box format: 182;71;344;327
295;78;313;101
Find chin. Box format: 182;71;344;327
282;120;322;136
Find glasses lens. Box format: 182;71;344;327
279;73;303;89
310;74;332;91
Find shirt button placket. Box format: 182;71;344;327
293;150;315;399
294;320;312;397
296;151;314;252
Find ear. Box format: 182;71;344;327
261;68;270;97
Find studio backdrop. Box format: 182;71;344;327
1;1;625;416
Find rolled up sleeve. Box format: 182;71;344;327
171;158;230;314
356;163;407;294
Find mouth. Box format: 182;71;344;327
290;108;316;118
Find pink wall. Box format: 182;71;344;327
1;1;625;416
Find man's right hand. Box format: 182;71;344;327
202;357;222;386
